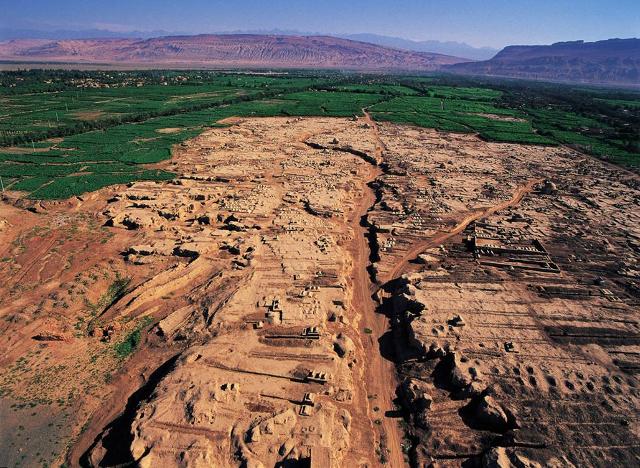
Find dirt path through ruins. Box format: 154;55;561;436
385;177;543;283
349;110;405;466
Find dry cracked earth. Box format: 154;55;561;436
0;116;638;468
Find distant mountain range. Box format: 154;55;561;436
446;39;640;85
0;28;499;60
0;34;468;70
340;34;498;60
0;32;637;86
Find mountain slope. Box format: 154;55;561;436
0;34;469;70
341;33;498;60
446;38;640;85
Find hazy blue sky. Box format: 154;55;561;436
1;0;638;48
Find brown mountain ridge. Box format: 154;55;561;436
446;38;640;85
0;34;468;70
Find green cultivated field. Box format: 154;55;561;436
369;93;554;144
0;70;638;199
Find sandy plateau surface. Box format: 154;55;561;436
0;116;638;468
368;125;640;466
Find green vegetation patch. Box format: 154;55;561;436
9;176;51;192
114;316;154;359
370;95;553;144
28;170;173;199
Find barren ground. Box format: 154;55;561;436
0;116;638;468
